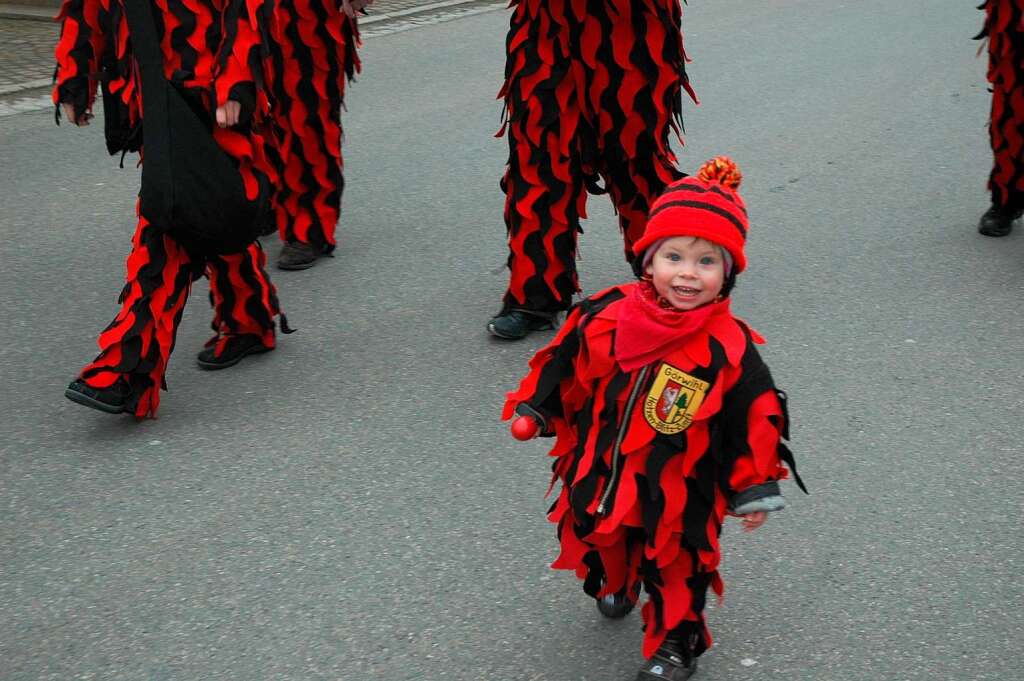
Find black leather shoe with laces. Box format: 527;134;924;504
197;334;272;370
64;378;134;414
487;309;557;340
277;241;320;270
978;204;1022;237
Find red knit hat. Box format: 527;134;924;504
632;156;749;272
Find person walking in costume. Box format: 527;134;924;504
488;0;698;339
504;158;805;680
977;0;1024;236
55;0;287;417
269;0;368;270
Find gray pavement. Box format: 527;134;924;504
1;1;1022;680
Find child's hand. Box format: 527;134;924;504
740;511;767;532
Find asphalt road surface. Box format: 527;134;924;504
1;1;1021;680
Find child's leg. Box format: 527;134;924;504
640;549;714;661
77;213;201;417
271;0;359;258
205;243;282;357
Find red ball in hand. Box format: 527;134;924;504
510;416;540;441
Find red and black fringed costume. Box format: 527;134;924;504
54;0;284;417
503;283;802;659
980;0;1024;211
268;0;360;253
497;0;697;315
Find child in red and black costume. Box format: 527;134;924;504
977;0;1024;236
54;0;287;417
504;157;805;680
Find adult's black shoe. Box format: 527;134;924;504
487;310;556;340
197;334;272;370
64;378;133;414
636;638;698;681
596;591;636;619
978;204;1022;237
277;241;319;270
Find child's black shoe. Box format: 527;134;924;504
64;378;134;414
596;591;635;619
635;637;697;681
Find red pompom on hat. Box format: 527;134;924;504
632;156;749;272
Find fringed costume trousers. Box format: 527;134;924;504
982;0;1024;211
79;212;282;418
498;0;695;315
270;0;360;253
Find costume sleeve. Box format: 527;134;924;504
54;0;110;121
716;345;806;514
213;0;271;118
501;305;587;435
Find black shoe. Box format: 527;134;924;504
978;204;1022;237
636;638;698;681
64;378;133;414
277;242;319;270
596;591;636;619
487;309;557;340
197;334;272;370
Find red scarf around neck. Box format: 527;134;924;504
613;281;730;372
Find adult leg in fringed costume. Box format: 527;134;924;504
978;0;1024;236
55;0;286;417
488;0;695;339
75;216;283;417
270;0;361;270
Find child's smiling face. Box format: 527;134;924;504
644;236;726;311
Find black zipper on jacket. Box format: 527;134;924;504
596;364;650;517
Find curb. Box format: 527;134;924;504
0;3;54;20
0;77;50;95
359;0;493;24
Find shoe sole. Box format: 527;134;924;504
487;320;554;340
197;344;272;371
596;599;635;619
487;322;527;340
64;387;128;414
277;259;317;271
636;658;697;681
978;226;1013;237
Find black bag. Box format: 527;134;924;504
123;0;271;255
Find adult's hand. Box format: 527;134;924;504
341;0;373;19
215;100;241;128
60;102;92;126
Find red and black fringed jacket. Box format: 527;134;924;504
503;283;805;576
53;0;276;189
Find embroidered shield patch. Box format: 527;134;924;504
643;363;710;434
